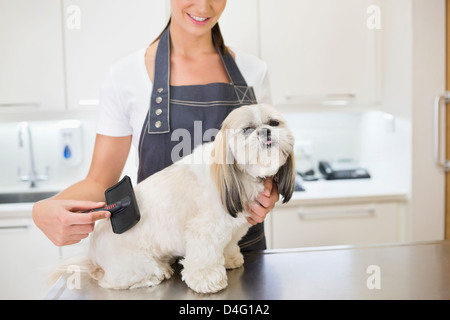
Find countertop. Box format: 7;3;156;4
289;178;407;205
45;240;450;300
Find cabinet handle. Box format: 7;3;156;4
297;207;375;220
0;225;30;230
78;99;99;106
434;92;450;171
0;103;40;108
285;93;356;106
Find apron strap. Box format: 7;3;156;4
213;35;247;87
215;37;257;105
148;27;171;134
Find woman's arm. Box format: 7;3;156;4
32;134;132;246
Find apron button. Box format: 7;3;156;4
155;97;163;104
157;88;164;93
155;108;162;116
154;121;162;128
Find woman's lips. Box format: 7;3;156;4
186;12;211;26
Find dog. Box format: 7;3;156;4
87;104;295;293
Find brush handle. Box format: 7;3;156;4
83;196;130;215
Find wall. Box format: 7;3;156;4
0;117;97;191
0;114;139;192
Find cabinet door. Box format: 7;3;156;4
272;202;400;249
0;0;65;110
0;217;59;299
259;0;380;106
63;0;169;110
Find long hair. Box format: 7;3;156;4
151;18;228;55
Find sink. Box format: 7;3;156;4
0;192;58;204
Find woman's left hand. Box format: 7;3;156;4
246;177;279;225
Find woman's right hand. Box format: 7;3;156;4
32;199;111;246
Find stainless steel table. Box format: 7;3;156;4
45;241;450;300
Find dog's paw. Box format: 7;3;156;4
129;274;165;289
98;279;129;290
181;264;228;294
97;264;173;290
129;266;173;289
224;252;244;269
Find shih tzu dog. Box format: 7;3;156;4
87;104;295;293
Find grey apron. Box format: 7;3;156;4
137;27;264;251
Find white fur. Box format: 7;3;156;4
85;104;294;294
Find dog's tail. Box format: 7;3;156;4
46;254;103;287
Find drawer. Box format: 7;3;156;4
271;202;401;249
0;217;59;299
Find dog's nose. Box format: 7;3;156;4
258;128;271;141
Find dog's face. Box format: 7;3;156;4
211;104;296;217
225;104;294;178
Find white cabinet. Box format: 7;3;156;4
62;0;169;110
269;201;405;249
0;215;59;299
0;0;65;111
259;0;380;106
220;0;259;57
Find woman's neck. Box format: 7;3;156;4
169;23;216;58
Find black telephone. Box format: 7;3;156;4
318;161;371;180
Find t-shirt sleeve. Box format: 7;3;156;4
257;65;273;105
96;67;133;137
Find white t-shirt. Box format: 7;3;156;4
96;47;273;162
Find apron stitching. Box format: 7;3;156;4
170;98;250;104
146;102;151;134
138;120;149;178
234;85;255;104
167;29;171;132
170;101;252;108
170;99;242;104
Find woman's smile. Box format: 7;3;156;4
186;12;211;25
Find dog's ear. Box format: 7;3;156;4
274;153;296;203
211;131;245;218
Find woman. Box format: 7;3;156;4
32;0;278;251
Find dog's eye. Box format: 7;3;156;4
243;126;255;134
269;120;280;127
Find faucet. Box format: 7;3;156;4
17;122;48;188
